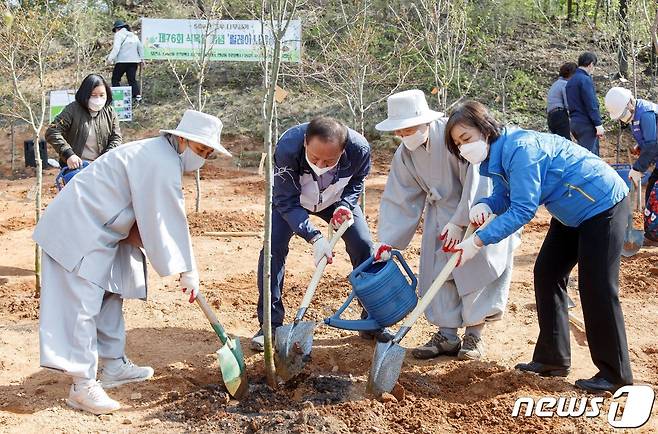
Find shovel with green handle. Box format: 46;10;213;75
366;217;493;397
274;219;353;381
195;291;249;399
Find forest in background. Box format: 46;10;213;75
2;0;658;152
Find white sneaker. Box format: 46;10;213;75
99;356;154;389
67;380;121;415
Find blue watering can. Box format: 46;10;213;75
324;251;418;331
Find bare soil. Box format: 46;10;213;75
0;132;657;433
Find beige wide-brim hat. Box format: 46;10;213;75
161;109;231;157
375;89;443;132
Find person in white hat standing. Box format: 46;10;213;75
373;90;518;360
33;110;230;415
605;88;658;236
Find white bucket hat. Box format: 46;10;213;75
375;89;443;132
161;109;231;157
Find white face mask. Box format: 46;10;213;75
305;150;339;176
179;145;206;172
88;96;106;112
400;127;428;151
459;139;488;165
619;108;633;124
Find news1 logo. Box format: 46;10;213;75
512;385;655;428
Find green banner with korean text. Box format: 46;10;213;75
141;18;301;63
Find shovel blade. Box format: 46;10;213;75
622;230;644;257
366;340;406;397
217;337;248;399
274;321;316;381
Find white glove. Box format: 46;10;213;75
629;169;643;187
330;206;354;231
469;203;493;227
372;242;392;262
439;222;464;252
312;236;334;266
595;125;605;137
453;235;483;267
180;269;200;303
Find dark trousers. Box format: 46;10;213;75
111;63;141;98
570;120;600;156
547;109;571;140
257;204;372;328
532;198;633;385
644;166;658;204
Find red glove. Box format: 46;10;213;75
372;243;392;262
331;206;354;230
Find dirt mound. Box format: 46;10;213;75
620;250;658;295
0;280;39;320
0;216;33;236
187;210;264;235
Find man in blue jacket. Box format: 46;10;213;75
252;116;379;351
605;86;658;244
566;52;605;155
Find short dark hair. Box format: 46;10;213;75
306;116;348;149
444;100;502;161
559;62;578;79
578;52;597;67
75;74;113;110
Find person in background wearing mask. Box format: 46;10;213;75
445;100;633;393
546;62;577;140
33;110;231;415
565;52;604;155
46;74;121;168
372;90;518;361
107;20;144;103
252;116;381;351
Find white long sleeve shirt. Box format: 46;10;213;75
107;28;144;64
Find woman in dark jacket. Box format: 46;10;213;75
46;74;122;168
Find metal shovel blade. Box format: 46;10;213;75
623;183;645;257
216;337;248;399
622;229;644;257
274;320;316;381
366;340;406;397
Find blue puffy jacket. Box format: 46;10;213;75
476;127;629;246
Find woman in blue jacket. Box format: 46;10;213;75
444;100;633;393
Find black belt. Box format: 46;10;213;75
548;107;567;115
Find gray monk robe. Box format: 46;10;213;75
33;136;197;379
378;119;519;327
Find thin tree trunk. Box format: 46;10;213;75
195;169;201;212
10;120;15;174
567;0;574;23
33;131;42;297
262;31;284;390
618;0;629;78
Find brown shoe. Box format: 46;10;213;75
458;333;484;360
412;332;461;359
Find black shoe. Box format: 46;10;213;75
515;361;570;377
359;328;394;342
575;376;626;393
